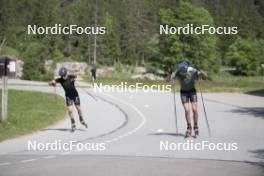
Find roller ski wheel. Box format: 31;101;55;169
81;121;88;128
71;124;76;132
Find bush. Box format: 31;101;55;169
158;0;220;73
22;42;52;80
225;37;262;76
1;46;20;58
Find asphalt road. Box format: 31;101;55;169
0;79;263;176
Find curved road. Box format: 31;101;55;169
0;79;263;176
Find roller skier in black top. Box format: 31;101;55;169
49;67;88;132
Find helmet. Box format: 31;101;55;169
59;67;67;77
178;61;188;71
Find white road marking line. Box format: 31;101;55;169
42;155;56;159
0;162;10;166
20;159;36;163
144;104;149;108
102;93;146;143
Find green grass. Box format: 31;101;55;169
83;74;264;93
0;90;66;141
199;75;264;93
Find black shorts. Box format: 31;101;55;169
180;89;198;104
66;96;80;106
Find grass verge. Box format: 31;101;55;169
0;90;65;142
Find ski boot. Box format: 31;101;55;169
193;125;199;138
81;120;88;128
79;115;88;129
71;123;76;132
185;124;192;138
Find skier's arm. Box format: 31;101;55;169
196;68;208;80
49;78;60;86
170;70;179;82
199;70;208;79
193;65;207;80
169;72;175;84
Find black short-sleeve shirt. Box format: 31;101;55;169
55;75;78;98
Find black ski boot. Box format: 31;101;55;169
193;124;199;138
79;116;88;128
81;120;88;128
185;124;192;138
71;123;76;132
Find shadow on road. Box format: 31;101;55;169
245;89;264;97
149;132;185;138
228;107;264;119
41;128;86;132
249;149;264;175
250;149;264;160
248;149;264;174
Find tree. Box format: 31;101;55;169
22;42;51;80
158;0;219;73
0;0;263;78
225;37;262;76
101;12;121;65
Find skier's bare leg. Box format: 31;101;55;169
183;102;192;137
67;105;76;131
192;101;199;136
76;105;88;128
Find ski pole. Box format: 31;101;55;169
172;83;178;134
76;82;98;101
54;85;58;103
82;88;98;101
198;79;211;137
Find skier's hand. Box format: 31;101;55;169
164;75;172;82
198;70;208;80
49;81;56;87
